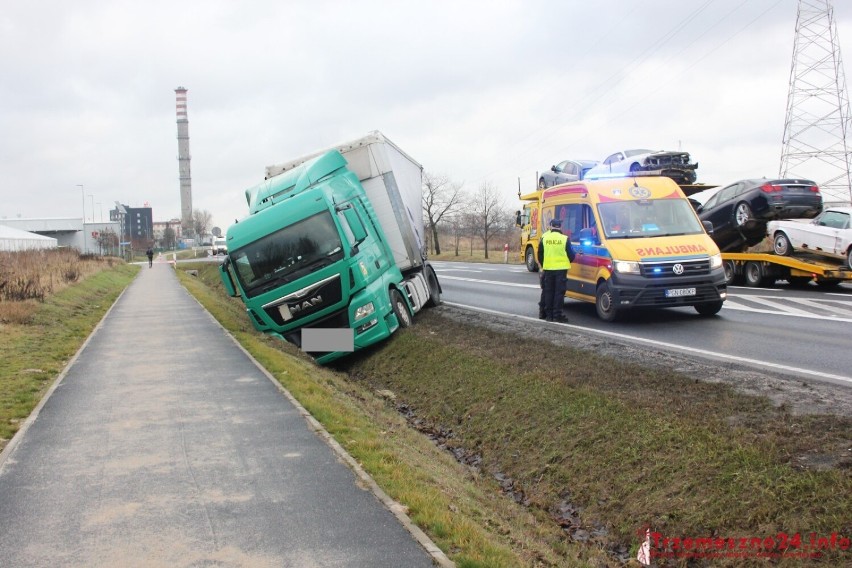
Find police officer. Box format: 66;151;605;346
537;218;574;322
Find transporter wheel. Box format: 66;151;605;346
694;301;723;317
734;202;752;228
744;261;772;287
773;232;792;256
847;248;852;270
390;288;413;328
425;266;442;307
723;260;737;285
525;246;539;272
595;281;620;322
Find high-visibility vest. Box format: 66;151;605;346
541;230;571;270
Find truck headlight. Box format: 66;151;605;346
709;253;722;269
354;302;375;320
613;260;641;274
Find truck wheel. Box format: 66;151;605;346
538;178;547;189
773;232;792;256
847;248;852;271
744;261;771;287
723;260;737;285
390;289;413;328
694;301;723;316
595;281;620;322
734;202;752;227
425;266;442;307
525;246;539;272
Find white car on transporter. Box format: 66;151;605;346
767;206;852;270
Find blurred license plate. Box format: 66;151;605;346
665;287;696;298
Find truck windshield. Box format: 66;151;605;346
598;199;703;239
230;211;344;296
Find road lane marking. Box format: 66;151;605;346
436;274;540;289
438;273;852;322
443;302;852;385
732;295;813;315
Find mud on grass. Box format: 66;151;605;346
336;307;851;565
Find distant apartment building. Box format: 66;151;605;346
111;204;153;250
152;218;182;249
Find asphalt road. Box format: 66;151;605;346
0;263;439;567
432;260;852;387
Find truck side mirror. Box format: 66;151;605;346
701;220;714;235
219;257;239;297
336;203;368;248
515;210;522;227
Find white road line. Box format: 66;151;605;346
436;274;540;289
732;295;813;315
443;302;852;385
785;297;852;317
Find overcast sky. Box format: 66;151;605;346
2;0;852;232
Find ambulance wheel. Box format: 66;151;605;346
595;281;620;322
694;301;723;317
425;265;442;307
390;288;412;328
525;246;539;272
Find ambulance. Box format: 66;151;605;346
516;176;727;321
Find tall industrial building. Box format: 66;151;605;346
175;87;193;232
780;0;852;205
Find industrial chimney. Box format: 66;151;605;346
175;87;193;234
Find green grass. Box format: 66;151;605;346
178;263;851;566
0;263;139;445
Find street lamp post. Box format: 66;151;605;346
77;184;85;253
89;194;94;224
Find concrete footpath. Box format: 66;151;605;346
0;263;442;567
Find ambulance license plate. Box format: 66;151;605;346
665;287;696;298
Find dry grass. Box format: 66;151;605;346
0;249;121;314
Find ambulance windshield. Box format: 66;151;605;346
598;199;703;239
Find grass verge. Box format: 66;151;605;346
178;263;851;567
0;262;139;448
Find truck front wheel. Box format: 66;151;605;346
595;281;620;322
390;289;413;328
525;246;539;272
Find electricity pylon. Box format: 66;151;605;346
780;0;852;205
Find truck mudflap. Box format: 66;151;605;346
402;271;430;313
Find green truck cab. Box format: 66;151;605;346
219;132;441;364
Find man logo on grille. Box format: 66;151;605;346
673;263;684;275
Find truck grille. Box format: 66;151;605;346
263;275;343;326
640;259;709;277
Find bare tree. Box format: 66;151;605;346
470;182;506;259
422;172;464;255
192;209;213;241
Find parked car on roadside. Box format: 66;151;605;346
585;149;698;185
538;159;599;189
696;178;823;252
768;207;852;269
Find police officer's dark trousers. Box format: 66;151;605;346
542;269;567;320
